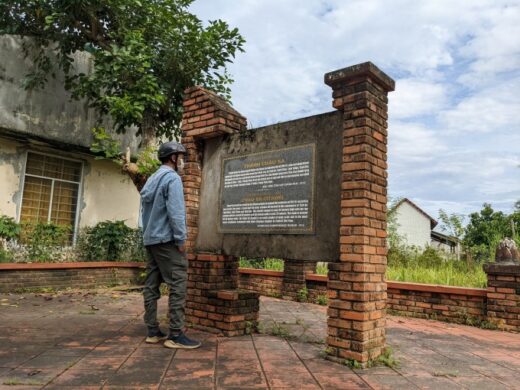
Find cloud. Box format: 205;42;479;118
389;122;446;163
389;79;448;120
190;0;520;214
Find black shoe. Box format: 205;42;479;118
145;328;167;344
164;332;202;349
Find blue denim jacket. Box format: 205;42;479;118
140;165;187;247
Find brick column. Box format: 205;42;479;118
181;87;259;336
324;62;395;365
282;259;317;300
484;264;520;331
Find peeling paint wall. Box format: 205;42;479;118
0;138;24;218
0;35;140;151
0;138;140;229
80;159;140;228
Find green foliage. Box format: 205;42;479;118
90;127;123;161
315;294;328;306
267;323;290;338
0;215;21;241
0;248;14;263
1;0;245;145
387;261;487;288
136;145;161;176
22;222;70;262
387;197;404;249
77;220;145;262
464;203;520;262
316;262;328;275
297;287;309;302
438;209;465;240
343;359;362;369
244;320;256;335
239;257;284;271
387;246;487;288
371;346;399;369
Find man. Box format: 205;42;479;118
140;141;201;349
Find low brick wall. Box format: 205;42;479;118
238;268;495;327
387;282;487;324
238;269;284;297
0;262;145;292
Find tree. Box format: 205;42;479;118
437;209;465;241
464;203;520;262
0;0;245;187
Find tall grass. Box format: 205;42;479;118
239;246;488;288
386;262;487;288
239;257;284;271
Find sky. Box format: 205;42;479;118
190;0;520;221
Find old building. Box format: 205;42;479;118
393;198;438;248
392;198;460;257
0;35;140;241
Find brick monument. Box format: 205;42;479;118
324;62;395;364
179;62;396;362
181;87;259;336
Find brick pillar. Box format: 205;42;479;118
181;86;259;336
282;259;317;300
324;62;395;365
484;264;520;331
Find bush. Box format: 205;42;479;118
21;222;71;262
76;220;146;262
0;215;21;241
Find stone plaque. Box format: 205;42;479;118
219;144;316;234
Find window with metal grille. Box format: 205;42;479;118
20;152;82;238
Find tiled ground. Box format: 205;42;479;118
1;290;519;389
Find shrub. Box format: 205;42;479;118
77;220;146;262
21;222;71;262
0;215;21;241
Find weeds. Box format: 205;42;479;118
320;346;335;358
297;287;308;302
372;347;399;369
244;320;257;335
315;294;328;305
343;359;362;369
268;323;290;338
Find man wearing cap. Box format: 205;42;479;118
139;141;201;349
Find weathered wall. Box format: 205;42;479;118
196;111;343;261
80;158;140;228
0;35;139;152
395;201;432;248
0;138;24;218
0;138;140;228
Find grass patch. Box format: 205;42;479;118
239;247;488;288
239;257;284;271
386;262;487;288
